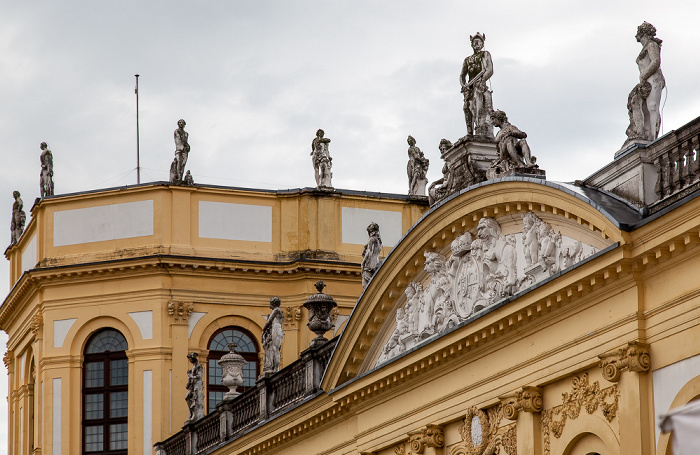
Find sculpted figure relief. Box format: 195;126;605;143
361;222;383;287
185;352;205;423
311;129;333;189
39;142;54;198
623;22;665;148
407;136;430;197
172;119;190;183
460;33;494;137
10;191;25;245
376;213;598;366
262;297;284;375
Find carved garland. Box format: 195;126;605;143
540;374;619;455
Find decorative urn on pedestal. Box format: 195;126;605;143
303;280;338;348
218;342;247;401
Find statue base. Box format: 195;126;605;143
615;139;652;159
486;164;545;181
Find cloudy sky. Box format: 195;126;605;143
1;0;699;448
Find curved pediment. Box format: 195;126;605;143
323;179;629;390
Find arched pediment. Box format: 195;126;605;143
323;179;631;390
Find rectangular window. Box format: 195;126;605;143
84;394;104;420
110;391;128;418
208;391;224;412
85;362;104;388
110;359;128;386
84;425;104;452
109;423;128;450
208;359;222;385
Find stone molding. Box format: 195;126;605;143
540;373;619;455
500;386;543;420
408;424;444;454
393;444;406;455
598;341;651;382
168;300;193;325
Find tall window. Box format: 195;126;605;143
82;329;128;455
207;327;259;411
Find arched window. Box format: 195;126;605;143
207;327;259;411
82;329;128;454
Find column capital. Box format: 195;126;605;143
598;341;651;382
499;386;543;420
408;424;444;454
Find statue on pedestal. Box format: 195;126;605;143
487;110;542;180
10;191;25;245
311;129;333;189
361;222;382;287
185;352;205;423
460;33;494;137
262;297;284;376
622;22;665;150
407;136;429;197
172;119;190;183
39;142;54;198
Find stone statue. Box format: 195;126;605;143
428;139;454;205
460;33;494;137
172;119;190;183
485;109;541;180
311;129;333;189
262;297;284;376
376;213;600;366
39;142;54;198
183;170;194;186
10;191;25;245
623;22;665;149
169;158;178;183
185;352;205;423
407;136;430;197
361;222;382;287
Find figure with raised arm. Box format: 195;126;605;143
39;142;54;198
460;33;494;137
311;129;333;189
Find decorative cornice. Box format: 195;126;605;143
408;424;444;454
500;386;543;420
598;341;651;382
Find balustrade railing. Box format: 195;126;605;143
651;117;700;204
154;338;337;455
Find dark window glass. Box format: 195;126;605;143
207;327;259;411
83;329;128;455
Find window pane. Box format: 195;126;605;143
110;391;128;418
209;359;222;385
84;394;104;420
208;391;224;412
84;426;104;452
86;329;128;353
243;361;256;387
209;329;256;353
110;359;128;386
85;362;104;388
109;423;128;450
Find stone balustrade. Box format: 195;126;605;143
652;119;700;203
155;338;337;455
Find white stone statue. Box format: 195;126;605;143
623;22;665;149
39;142;54;198
172;119;190;183
311;129;333;189
262;297;284;376
407;136;430;197
10;191;25;245
491;110;533;169
361;222;382;287
185;352;205;423
375;213;600;366
460;33;494;137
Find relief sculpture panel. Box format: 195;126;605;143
377;212;598;365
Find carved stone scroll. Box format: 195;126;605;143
500;386;543;420
598;341;651;382
168;301;193;325
409;424;444;454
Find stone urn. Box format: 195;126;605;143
218;342;246;401
303;280;338;348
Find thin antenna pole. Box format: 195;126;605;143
135;74;141;184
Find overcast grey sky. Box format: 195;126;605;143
1;0;699;448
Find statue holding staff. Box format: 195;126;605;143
460;33;494;137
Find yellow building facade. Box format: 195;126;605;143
1;183;427;455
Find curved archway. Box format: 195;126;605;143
656;374;700;455
557;414;619;455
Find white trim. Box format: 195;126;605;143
128;311;153;340
53;319;77;348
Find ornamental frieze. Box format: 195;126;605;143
377;212;598;365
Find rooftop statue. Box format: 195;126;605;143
361;222;382;287
407;135;430;197
172;119;190;183
622;22;665;150
10;191;25;245
487;110;542;179
39;142;54;198
183;170;195;186
311;129;333;189
262;297;284;376
460;33;494;138
185;352;205;423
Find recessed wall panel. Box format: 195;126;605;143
342;207;402;246
198;201;272;242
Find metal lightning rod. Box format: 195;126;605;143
135;74;141;184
